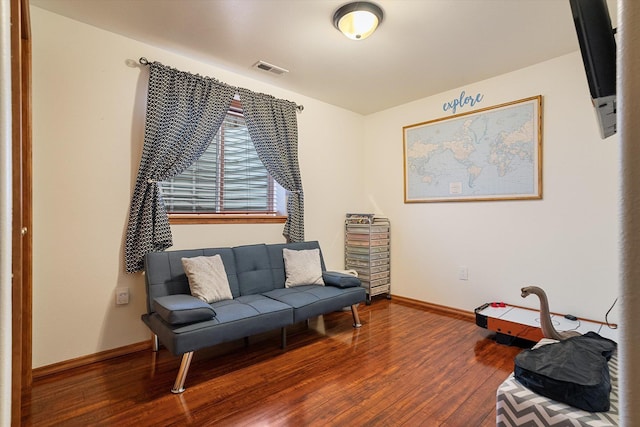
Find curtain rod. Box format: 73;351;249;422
139;57;304;112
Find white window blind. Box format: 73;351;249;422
160;109;280;214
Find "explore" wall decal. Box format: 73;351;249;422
443;90;484;114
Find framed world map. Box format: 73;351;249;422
403;95;542;203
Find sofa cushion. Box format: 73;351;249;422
283;248;325;288
233;244;275;295
181;254;233;303
263;285;366;323
322;271;361;288
143;294;294;355
211;295;292;323
153;294;216;325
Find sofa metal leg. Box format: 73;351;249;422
152;334;159;352
171;351;194;394
281;327;287;349
351;304;362;328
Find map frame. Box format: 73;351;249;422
403;95;542;203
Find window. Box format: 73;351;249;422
159;102;285;223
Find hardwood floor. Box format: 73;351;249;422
22;299;527;426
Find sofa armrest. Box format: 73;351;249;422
322;271;361;288
153;294;216;325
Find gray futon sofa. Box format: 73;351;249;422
142;240;366;393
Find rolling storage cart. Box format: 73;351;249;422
345;214;391;305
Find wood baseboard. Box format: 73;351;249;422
32;340;152;380
390;295;476;322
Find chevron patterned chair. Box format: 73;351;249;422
496;339;618;427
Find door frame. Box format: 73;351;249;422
11;0;32;424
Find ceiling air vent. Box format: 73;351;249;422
253;60;289;76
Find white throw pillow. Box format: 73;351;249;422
181;254;233;303
283;248;325;288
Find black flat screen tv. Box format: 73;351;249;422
569;0;617;139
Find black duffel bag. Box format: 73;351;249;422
514;331;617;412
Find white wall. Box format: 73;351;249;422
30;7;366;368
364;52;620;322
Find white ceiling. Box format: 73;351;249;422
30;0;617;115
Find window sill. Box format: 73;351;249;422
168;214;287;225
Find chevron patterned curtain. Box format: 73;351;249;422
125;62;235;273
237;88;304;242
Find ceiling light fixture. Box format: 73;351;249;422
333;2;384;41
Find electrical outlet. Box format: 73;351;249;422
458;266;469;281
116;287;130;305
